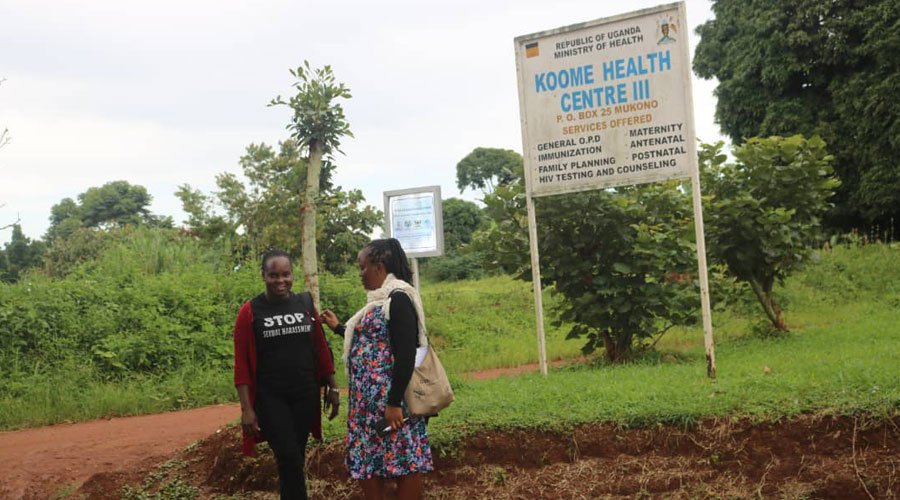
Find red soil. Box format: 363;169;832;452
0;403;239;500
82;414;900;500
1;359;898;500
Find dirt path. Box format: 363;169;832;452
0;403;240;500
463;356;593;380
0;359;592;500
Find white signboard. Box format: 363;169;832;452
384;186;444;258
515;2;696;197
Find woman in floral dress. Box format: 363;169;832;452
321;238;433;500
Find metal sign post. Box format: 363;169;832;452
515;2;716;378
411;257;421;291
525;192;549;376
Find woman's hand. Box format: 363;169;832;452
323;387;341;420
385;405;404;431
241;408;261;440
320;309;340;331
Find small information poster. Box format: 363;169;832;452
384;186;444;257
515;2;696;197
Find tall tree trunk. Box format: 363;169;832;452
747;278;788;331
302;139;322;309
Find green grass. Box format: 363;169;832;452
2;243;898;434
320;296;900;449
317;244;900;449
422;275;584;373
0;362;235;429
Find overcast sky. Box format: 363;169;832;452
0;0;724;245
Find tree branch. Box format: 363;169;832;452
0;212;21;231
646;323;676;350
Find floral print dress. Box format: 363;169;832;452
345;306;434;479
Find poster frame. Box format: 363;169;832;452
383;185;445;259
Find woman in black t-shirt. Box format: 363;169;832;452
233;249;340;500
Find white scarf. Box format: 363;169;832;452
341;273;428;369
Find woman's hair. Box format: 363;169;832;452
260;248;292;273
363;238;413;283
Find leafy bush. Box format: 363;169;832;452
700;136;840;331
424;252;487;281
473;178;700;361
0;227;366;381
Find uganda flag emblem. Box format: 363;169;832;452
525;42;539;58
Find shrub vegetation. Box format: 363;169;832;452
1;230;897;432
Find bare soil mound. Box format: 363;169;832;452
77;414;899;499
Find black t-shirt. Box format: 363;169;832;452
250;292;317;394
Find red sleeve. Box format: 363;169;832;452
311;304;335;379
233;301;254;387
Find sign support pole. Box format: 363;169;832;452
690;168;716;379
681;1;716;379
411;257;420;292
525;192;549;377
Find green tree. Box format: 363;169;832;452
174;185;234;243
45;198;82;241
441;198;485;252
422;198;487;282
47;181;172;242
699;135;840;331
693;0;900;231
78;181;152;228
177;140;379;274
1;224;46;282
270;62;353;308
473;169;698;362
317;188;381;274
0;245;7;278
456;147;522;194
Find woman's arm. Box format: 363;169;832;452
387;292;417;408
236;384;260;439
320;309;346;337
